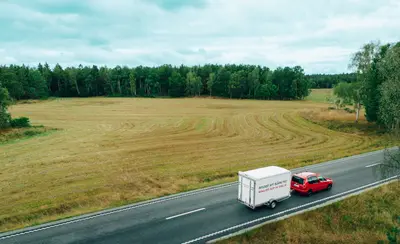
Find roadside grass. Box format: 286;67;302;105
219;181;400;244
0;97;394;232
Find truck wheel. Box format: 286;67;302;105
270;201;277;209
307;190;312;197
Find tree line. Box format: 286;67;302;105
306;73;356;88
333;40;400;133
0;63;313;102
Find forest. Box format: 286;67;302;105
0;63;314;101
307;73;356;88
0;62;355;102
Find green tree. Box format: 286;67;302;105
293;66;311;99
252;67;261;98
334;82;363;123
258;83;277;100
99;66;113;96
248;67;260;97
351;82;363;123
129;70;137;96
52;64;68;96
66;67;80;96
362;44;390;122
377;42;400;132
306;73;356;88
228;72;241;98
91;65;101;96
349;41;380;78
333;82;352;104
168;71;185;97
379;80;400;132
0;84;11;129
256;69;277;100
0;66;23;99
185;71;202;96
348;41;381;122
28;69;48;98
270;66;310;100
249;67;260;98
111;66;123;95
41;63;53;93
214;67;230;97
207;72;215;96
158;64;172;96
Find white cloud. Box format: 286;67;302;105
1;0;399;74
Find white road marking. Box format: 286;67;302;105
181;175;399;244
166;208;206;220
365;163;382;168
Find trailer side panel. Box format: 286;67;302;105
254;172;291;206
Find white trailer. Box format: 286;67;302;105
238;166;292;209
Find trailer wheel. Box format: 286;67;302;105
270;201;277;209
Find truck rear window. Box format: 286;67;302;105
292;176;304;185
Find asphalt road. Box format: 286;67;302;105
1;149;398;244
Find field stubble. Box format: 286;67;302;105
0;97;388;231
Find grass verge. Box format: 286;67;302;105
219;181;400;244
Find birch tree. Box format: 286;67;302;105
333;82;363;123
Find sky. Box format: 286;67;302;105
1;0;399;74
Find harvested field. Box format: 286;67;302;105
0;97;388;231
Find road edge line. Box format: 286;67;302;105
205;177;399;244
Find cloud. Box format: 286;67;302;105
1;0;399;74
147;0;208;11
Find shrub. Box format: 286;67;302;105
11;117;31;128
0;109;11;129
23;130;40;136
344;107;355;113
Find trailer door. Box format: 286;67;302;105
240;176;251;205
238;175;242;200
239;176;255;207
249;178;255;206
